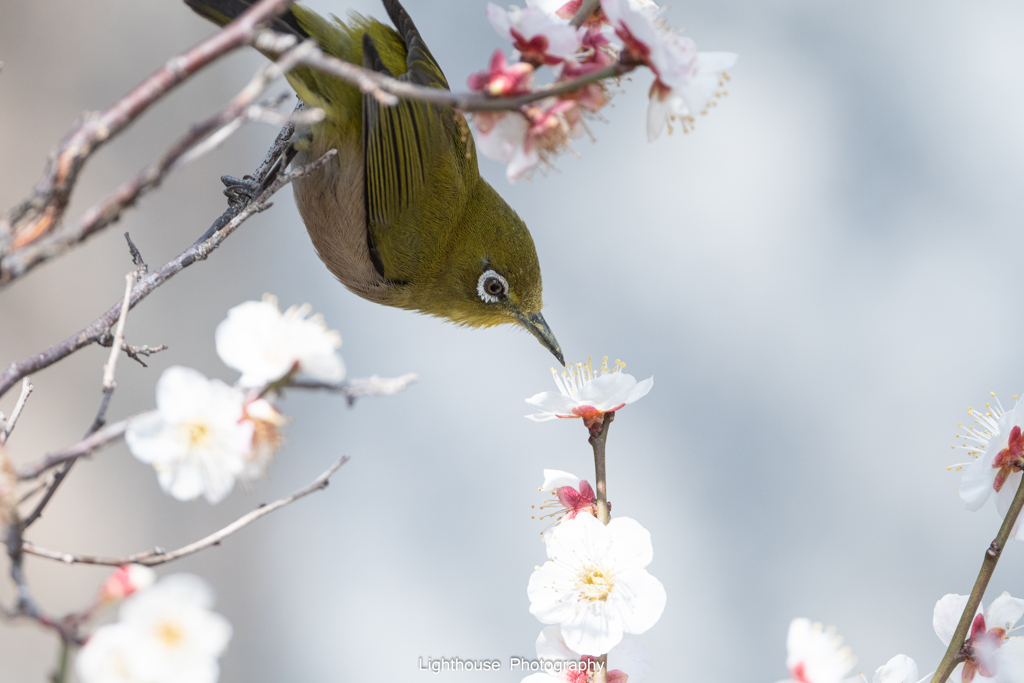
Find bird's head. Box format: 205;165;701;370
410;180;563;365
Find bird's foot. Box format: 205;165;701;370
221;175;263;208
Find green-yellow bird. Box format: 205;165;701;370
185;0;564;363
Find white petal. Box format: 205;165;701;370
995;638;1024;683
487;2;514;37
125;411;177;466
612;568;666;635
541;470;581;492
560;597;624;655
546;513;611;562
872;655;918;683
604;517;654;572
995;470;1022;517
526;390;580;416
528;561;580;624
607;637;652;683
933;594;971;646
575;372;635;411
646;93;670;142
155;366;216;424
624;376;654;404
534;625;577;661
985;592;1024;631
960;454;997;512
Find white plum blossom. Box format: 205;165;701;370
776;618;857;683
238;397;287;484
525;357;653;435
535;469;596;542
953;394;1024;540
520;625;651;683
77;574;232;683
600;0;736;140
125;367;253;504
528;513;666;655
475;98;583;182
215;295;345;388
872;655;923;683
933;592;1024;683
487;2;582;65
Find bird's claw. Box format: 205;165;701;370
221;175;262;208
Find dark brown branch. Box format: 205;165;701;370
588;412;613;524
18;419;129;482
23;457;349;567
0;0;296;257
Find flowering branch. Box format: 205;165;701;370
21;456;348;567
0;0;295;260
930;475;1024;683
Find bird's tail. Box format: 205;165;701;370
183;0;310;38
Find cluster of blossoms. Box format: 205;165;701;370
769;389;1024;683
125;295;345;504
521;357;661;681
470;0;736;180
76;566;232;683
777;592;1024;683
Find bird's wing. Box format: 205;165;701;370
362;1;475;279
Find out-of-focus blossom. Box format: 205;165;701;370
776;618;857;683
239;397;288;483
215;295;344;388
475;99;583;182
125;366;252;504
525;357;652;435
534;469;596;541
98;565;157;603
933;593;1024;683
601;0;736;140
528;514;666;655
953;394;1024;540
519;625;651;682
78;574;232;683
487;2;583;65
468;50;535;96
872;655;922;683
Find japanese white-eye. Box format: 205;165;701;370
185;0;564;363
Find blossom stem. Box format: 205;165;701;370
570;0;601;28
52;638;70;683
589;413;614;525
930;474;1024;683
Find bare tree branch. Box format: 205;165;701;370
289;373;419;406
17;419;129;482
22;457;349;567
0;0;296;257
0;148;335;402
0;378;33;445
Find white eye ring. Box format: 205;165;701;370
477;269;509;304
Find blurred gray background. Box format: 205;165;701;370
3;0;1024;680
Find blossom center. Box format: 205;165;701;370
576;565;614;601
180;421;212;448
789;662;810;683
156;619;185;649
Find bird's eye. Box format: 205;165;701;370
477;269;509;304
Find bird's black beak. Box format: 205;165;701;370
515;310;564;366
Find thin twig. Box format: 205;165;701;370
0;147;332;402
18;419;129;481
288;373;418;406
930;476;1024;683
0;378;33;445
102;275;133;390
0;37;318;284
0;0;295;257
23;457;349;567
